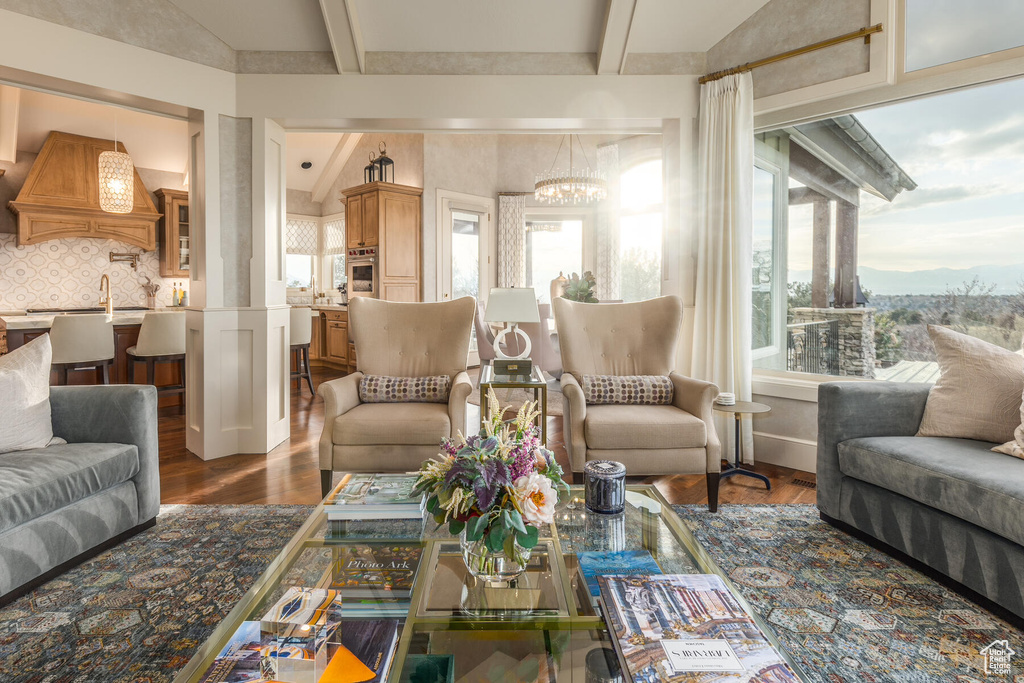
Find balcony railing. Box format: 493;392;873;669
787;319;840;375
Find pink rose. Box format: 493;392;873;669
514;473;556;525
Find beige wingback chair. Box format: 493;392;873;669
553;295;723;511
317;296;476;497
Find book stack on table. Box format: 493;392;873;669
323;474;426;521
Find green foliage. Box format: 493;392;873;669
874;312;903;364
620;248;661;302
562;271;598;303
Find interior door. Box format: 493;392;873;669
438;193;494;366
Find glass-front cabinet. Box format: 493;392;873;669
156;188;190;278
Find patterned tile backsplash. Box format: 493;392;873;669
0;234;180;311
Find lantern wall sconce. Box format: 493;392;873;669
374;142;394;183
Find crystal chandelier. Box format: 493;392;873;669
534;134;607;205
99;114;134;214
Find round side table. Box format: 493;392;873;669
713;401;772;490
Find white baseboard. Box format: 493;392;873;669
753;431;817;473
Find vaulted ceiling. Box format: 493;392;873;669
0;0;772;75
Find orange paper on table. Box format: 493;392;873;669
318;644;376;683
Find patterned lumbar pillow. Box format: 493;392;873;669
581;375;674;405
359;375;451;403
0;335;55;453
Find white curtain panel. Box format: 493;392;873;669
497;193;526;288
595;144;621;301
691;72;755;462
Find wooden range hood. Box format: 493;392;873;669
7;131;161;251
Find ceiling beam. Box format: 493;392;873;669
596;0;640;75
312;133;362;204
319;0;366;74
0;85;21;165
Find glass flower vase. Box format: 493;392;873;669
460;529;530;583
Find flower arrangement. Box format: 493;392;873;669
414;388;568;568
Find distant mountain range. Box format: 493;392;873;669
789;264;1024;295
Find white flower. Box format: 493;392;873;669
514;473;556;526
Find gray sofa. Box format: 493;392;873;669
0;385;160;603
818;382;1024;622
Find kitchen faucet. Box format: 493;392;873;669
99;274;113;316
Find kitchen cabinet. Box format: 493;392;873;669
156;189;190;277
341;182;422;301
310;313;322;360
7;132;160;250
322;310;349;368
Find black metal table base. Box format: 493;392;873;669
724;414;771;490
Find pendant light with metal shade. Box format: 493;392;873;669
98;113;134;214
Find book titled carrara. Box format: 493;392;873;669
329;543;423;598
597;574;799;683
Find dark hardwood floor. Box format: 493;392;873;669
159;366;817;507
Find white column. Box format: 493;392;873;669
184;113;290;459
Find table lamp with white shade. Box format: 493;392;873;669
484;287;540;372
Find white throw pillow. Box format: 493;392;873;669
917;325;1024;444
0;335;55;453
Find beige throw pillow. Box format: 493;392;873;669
0;335;55;453
917;325;1024;444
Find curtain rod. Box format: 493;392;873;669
698;23;883;85
498;192;531;196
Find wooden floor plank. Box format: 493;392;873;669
159;367;817;507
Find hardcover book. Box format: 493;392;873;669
197;620;332;683
597;574;799;683
324;474;425;519
577;550;662;597
329;543;423;598
323;618;401;683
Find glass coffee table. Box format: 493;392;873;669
173;485;807;682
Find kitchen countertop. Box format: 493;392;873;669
1;311;152;329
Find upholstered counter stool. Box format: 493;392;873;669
290;306;315;395
49;314;115;385
127;311;186;409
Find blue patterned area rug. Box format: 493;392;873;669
0;504;312;683
675;504;1024;682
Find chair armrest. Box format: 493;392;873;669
817;381;930;516
448;371;473;438
560;374;587;474
50;385;160;522
669;372;721;473
316;372;363;470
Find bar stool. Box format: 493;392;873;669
49;314;115;385
127;311;186;408
290;306;315;395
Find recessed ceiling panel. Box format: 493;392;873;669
286;133;344;192
167;0;332;51
630;0;770;53
17;89;188;173
355;0;603;53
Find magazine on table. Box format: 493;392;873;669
597;574;799;683
324;473;426;520
576;549;662;598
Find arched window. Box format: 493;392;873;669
618;159;663;302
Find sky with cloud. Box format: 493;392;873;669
788;2;1024;276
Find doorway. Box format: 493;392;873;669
436;190;495;366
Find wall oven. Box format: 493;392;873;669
347;246;378;298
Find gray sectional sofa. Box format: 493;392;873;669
818;381;1024;622
0;384;160;603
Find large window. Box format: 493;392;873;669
754;76;1024;382
526;218;583;304
286;215;346;298
905;0;1024;72
619;159;663;302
